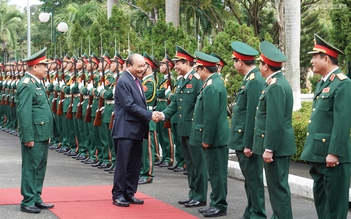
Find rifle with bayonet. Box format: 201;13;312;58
5;65;12;106
57;61;65;116
84;59;94;123
93;57;105;126
51;59;59;114
108;62;119;130
10;65;17;108
164;43;172;129
0;69;3;105
75;58;85;119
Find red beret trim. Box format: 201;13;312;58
196;59;217;67
145;58;156;69
313;45;339;58
232;51;255;61
260;54;282;67
175;52;194;62
27;56;47;66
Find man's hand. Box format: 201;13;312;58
202;142;210;148
326;154;339;168
78;81;84;89
152;111;164;122
59;80;65;87
262;150;273;163
97;85;104;93
87;82;93;91
24;141;34;147
244;147;253;157
165;86;171;96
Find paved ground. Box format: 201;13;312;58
1;130;350;219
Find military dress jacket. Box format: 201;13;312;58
142;74;157;131
300;69;351;163
228;67;265;150
189;73;229;147
252;71;296;157
16;74;55;143
163;70;203;137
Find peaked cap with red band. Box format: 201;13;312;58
160;54;174;69
308;34;343;58
90;52;99;65
81;53;89;64
194;51;219;67
113;52;125;65
55;55;62;66
23;47;49;67
63;54;71;63
102;51;112;65
172;45;195;62
230;41;258;61
143;52;159;69
258;41;287;67
210;52;227;67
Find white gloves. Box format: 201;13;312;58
97;85;104;93
59;80;65;87
44;80;50;87
78;80;84;89
165;86;171;96
87;82;93;91
53;79;58;86
70;82;75;89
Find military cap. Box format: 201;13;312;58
70;55;77;63
102;51;112;65
0;63;4;68
230;41;258;61
160;54;174;69
55;55;62;66
63;54;71;62
23;47;49;67
91;52;99;65
258;41;287;67
194;51;219;67
143;52;159;69
308;34;343;58
210;52;227;67
173;45;195;62
113;52;125;65
81;53;89;64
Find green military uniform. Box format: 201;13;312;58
252;41;296;219
16;48;55;210
300;34;351;219
162;45;206;203
190;51;229;216
227;41;266;219
139;62;157;183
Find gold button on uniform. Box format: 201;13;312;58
238;129;242;133
306;132;309;136
308;120;311;123
41;122;44;125
180;98;182;101
312;108;315;111
322;139;326;143
261;134;265;138
199;129;202;132
179;114;182;117
179;106;182;110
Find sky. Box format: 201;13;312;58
8;0;43;10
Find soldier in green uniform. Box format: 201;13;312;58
138;52;158;184
155;54;175;167
227;41;266;219
190;51;229;217
156;46;207;208
0;63;4;128
16;48;55;213
94;52;114;169
252;41;296;219
300;34;351;219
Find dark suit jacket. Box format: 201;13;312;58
111;71;152;140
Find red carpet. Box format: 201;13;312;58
0;185;199;219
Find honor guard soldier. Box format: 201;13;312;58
227;41;266;219
158;45;207;208
252;41;296;219
190;51;229;217
17;47;56;213
154;54;175;168
138;52;158;184
300;34;351;219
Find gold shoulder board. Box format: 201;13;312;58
336;73;347;81
269;77;277;85
206;79;213;86
193;73;201;80
249;73;255;81
23;77;30;84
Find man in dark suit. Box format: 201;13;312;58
111;53;156;207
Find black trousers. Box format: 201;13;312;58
111;138;143;199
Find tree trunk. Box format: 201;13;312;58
284;0;301;110
107;0;118;19
165;0;180;27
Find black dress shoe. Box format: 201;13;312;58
168;165;178;170
184;200;206;207
67;151;78;156
104;164;115;171
202;206;226;217
126;196;144;204
178;198;192;204
183;172;188;175
98;163;111;169
21;205;41;213
174;167;185;172
154;159;164;166
112;197;130;207
60;147;69;153
159;162;171;167
81;157;90;163
76;155;87;160
72;153;81;159
138;178;151;185
109;167;116;174
198;205;212;213
35;202;54;209
91;161;103;167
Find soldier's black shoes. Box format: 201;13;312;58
126;196;144;204
138;178;151;185
104;165;115;171
35;202;54;209
20;205;41;213
202;206;226;217
98;163;111;169
168;165;178;170
178;198;192;204
174;167;185;172
91;161;103;167
159;162;172;167
154;159;164;166
113;197;130;207
184;200;206;207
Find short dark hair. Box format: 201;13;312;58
197;66;218;73
234;58;255;66
179;59;194;67
260;61;282;71
320;53;338;65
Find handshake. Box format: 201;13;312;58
152;111;164;122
